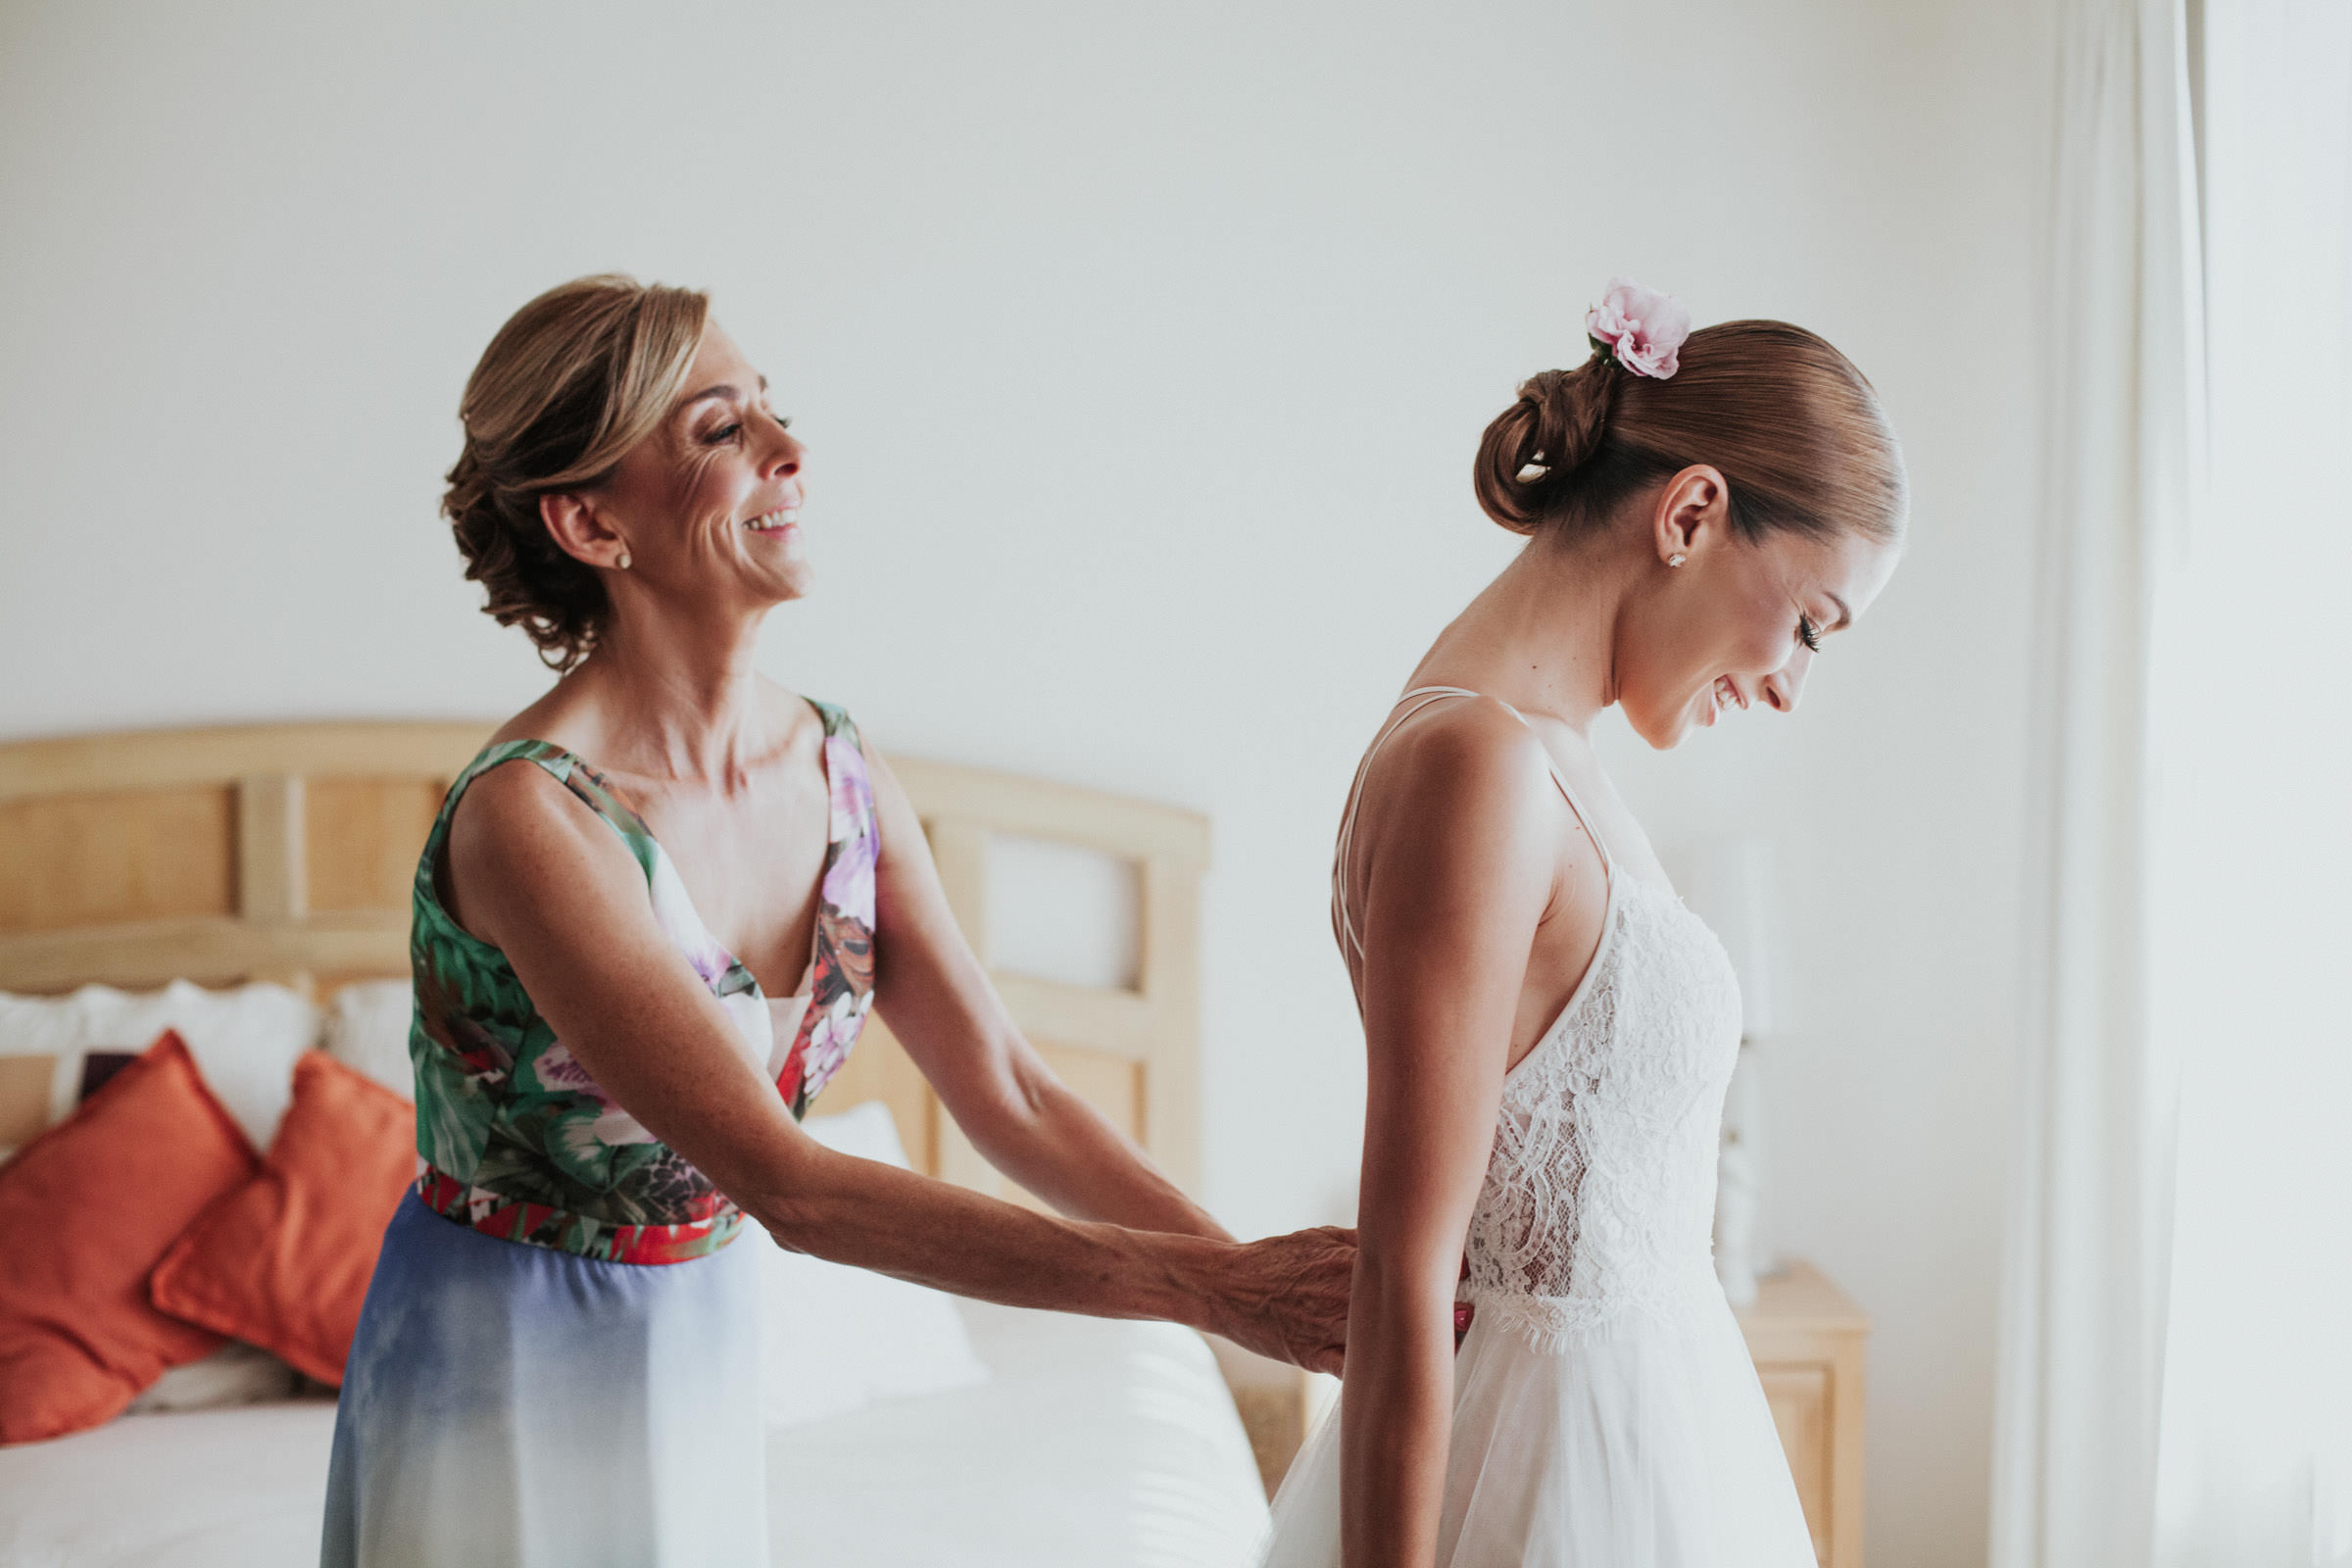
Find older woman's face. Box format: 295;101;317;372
594;323;810;611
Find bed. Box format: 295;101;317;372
0;1301;1266;1567
0;721;1301;1567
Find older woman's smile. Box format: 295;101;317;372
742;506;800;535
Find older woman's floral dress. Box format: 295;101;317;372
322;698;877;1568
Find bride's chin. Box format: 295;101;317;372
1626;704;1692;753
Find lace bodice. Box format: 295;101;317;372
1332;687;1744;1348
1462;873;1743;1342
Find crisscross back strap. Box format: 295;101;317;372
1331;687;1615;962
1334;688;1476;959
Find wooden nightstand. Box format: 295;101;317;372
1735;1258;1871;1568
1206;1334;1331;1496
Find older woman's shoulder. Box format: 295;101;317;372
449;752;633;865
757;676;864;748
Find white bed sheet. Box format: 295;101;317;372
769;1300;1269;1566
0;1302;1269;1568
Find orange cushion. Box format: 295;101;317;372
149;1051;414;1386
0;1030;259;1445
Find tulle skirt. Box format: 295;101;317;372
1259;1283;1815;1567
320;1195;766;1568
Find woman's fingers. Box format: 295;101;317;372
1217;1225;1359;1370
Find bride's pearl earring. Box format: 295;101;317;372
616;550;632;570
1668;553;1687;568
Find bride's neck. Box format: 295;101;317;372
1409;529;1631;736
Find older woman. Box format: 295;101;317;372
320;275;1353;1568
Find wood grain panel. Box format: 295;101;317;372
890;757;1209;867
0;911;407;995
0;787;234;933
1736;1260;1871;1565
1138;854;1202;1193
812;1012;939;1172
1205;1336;1328;1496
238;775;304;923
0;1054;55;1147
993;975;1158;1058
815;1024;1142;1198
307;777;444;913
0;722;491;801
1759;1363;1833;1560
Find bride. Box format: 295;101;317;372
1260;281;1905;1566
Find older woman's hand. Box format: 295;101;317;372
1207;1225;1358;1375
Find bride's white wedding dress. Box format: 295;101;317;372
1261;688;1816;1567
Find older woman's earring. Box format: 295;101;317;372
616;550;632;570
1668;552;1688;567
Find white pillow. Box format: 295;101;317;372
319;978;417;1100
124;1342;303;1413
0;980;320;1152
756;1101;992;1428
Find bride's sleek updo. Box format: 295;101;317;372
444;274;711;672
1473;320;1906;545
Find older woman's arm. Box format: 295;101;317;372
449;760;1349;1371
861;745;1228;1241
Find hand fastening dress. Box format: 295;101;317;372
1258;688;1816;1567
321;699;878;1568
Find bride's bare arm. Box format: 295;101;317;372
859;745;1226;1239
1342;707;1570;1567
445;760;1352;1373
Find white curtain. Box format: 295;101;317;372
2150;2;2352;1562
1991;0;2206;1564
1995;1;2352;1564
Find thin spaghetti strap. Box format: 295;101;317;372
1333;689;1620;964
1333;687;1481;961
1485;702;1614;877
1333;686;1622;960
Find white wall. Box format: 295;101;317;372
0;3;2042;1561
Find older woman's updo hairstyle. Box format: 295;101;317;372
1473;319;1905;547
445;273;711;672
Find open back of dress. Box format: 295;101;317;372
1264;688;1814;1567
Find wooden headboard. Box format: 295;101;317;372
0;722;1208;1198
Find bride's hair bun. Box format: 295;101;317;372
1470;320;1909;547
1472;361;1620;536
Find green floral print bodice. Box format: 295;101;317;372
406;700;878;1263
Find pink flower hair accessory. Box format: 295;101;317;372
1585;277;1691;379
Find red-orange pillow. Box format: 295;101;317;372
0;1030;260;1444
149;1051;413;1386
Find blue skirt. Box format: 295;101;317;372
321;1194;766;1568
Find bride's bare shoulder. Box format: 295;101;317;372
1368;694;1551;797
1357;695;1565;857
